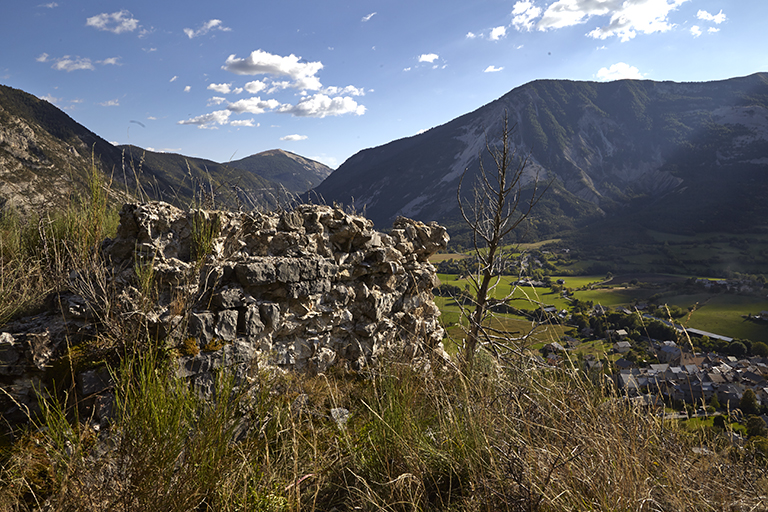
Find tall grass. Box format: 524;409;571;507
0;161;118;325
3;346;765;511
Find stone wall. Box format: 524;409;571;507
0;202;449;424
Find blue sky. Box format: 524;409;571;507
2;0;766;168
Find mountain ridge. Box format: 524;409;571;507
312;72;768;241
0;83;332;214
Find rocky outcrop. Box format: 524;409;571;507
0;202;449;425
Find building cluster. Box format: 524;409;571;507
616;346;768;408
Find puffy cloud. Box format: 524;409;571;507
230;119;256;127
99;99;119;107
279;94;365;118
227;97;282;114
222;50;323;91
361;12;377;22
52;56;95;72
178;109;232;128
596;62;644;81
98;57;121;66
697;9;726;24
244;80;267;93
418;53;439;63
512;1;542;31
466;31;477;38
708;27;719;33
208;82;233;94
690;25;702;37
86;10;139;34
281;134;308;141
484;65;504;72
489;25;507;40
184;19;232;38
36;53;49;62
207;96;227;106
184;86;191;92
537;0;689;42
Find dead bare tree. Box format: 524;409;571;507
457;112;550;373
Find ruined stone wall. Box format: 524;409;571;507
0;202;449;423
103;202;449;374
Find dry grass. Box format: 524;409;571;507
1;172;767;510
2;345;767;511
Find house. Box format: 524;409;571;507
544;342;566;353
616;358;634;370
614;341;632;354
615;329;628;339
717;384;743;408
658;343;682;364
561;336;581;348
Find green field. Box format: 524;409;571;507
437;272;768;343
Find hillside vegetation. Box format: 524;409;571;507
1;182;767;510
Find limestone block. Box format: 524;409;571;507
215;310;239;341
242;305;265;336
259;303;281;330
189;312;215;344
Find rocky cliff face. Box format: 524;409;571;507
312;73;768;237
0;202;449;425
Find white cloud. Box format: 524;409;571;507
280;134;308;141
596;62;644;81
466;31;477;39
52;56;95;72
418;53;439;63
86;10;139;34
697;9;725;24
170;75;178;82
489;25;507;40
321;85;365;96
178;109;232;128
98;57;121;66
41;54;121;71
690;25;702;37
484;65;504;72
207;96;227;106
39;93;61;104
403;66;412;72
361;12;377;22
99;99;119;107
39;2;58;7
279;94;365;118
222;50;323;91
537;0;689;42
230;119;256;127
244;80;266;93
184;86;191;92
512;0;543;31
708;26;719;33
208;82;232;94
184;19;232;39
227;96;282;114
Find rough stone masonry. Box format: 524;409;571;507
0;202;449;423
